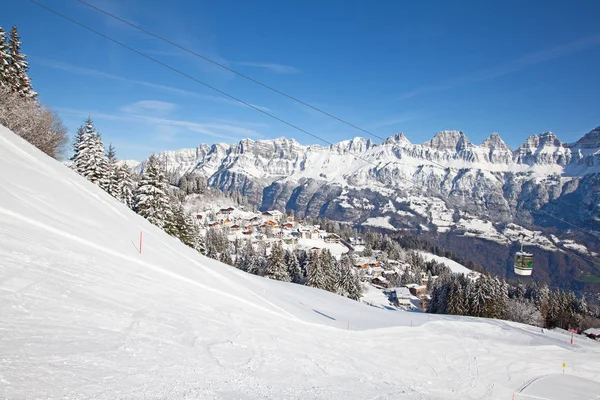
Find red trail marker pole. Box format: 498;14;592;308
140;231;143;254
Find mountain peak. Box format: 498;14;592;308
575;126;600;149
383;132;411;145
426;130;468;151
481;132;511;150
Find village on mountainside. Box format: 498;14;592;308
192;205;479;312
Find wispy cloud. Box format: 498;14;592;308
398;33;600;100
120;100;177;115
36;58;271;111
236;61;300;74
58;107;263;141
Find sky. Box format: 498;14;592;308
3;0;600;161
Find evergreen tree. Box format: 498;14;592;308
319;249;337;293
220;250;233;266
72;118;109;189
347;268;363;301
105;143;120;198
306;250;326;289
285;250;302;284
266;242;290;282
0;26;11;90
70;125;87;162
133;154;172;229
116;164;134;208
7;26;36;99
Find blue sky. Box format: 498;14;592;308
3;0;600;161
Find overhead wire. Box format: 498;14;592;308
29;0;599;260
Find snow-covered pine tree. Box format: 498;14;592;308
105;144;120;198
306;250;326;289
319;249;337;293
116;164;134;208
266;242;290;282
220;250;233;266
285;249;302;284
234;240;251;272
133;154;172;229
72;118;109;189
0;26;11;90
346;268;363;301
7;26;36;99
70;124;87;162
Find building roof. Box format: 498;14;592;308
584;328;600;336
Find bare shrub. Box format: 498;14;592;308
0;87;68;159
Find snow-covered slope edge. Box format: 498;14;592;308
1;124;600;399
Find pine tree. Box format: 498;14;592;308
219;250;233;265
285;250;302;284
105;143;120;198
133;154;172;229
346;267;363;301
306;250;326;289
0;26;11;90
266;242;290;282
319;249;337;293
116;164;134;208
70;124;87;162
7;26;36;99
72;118;109;189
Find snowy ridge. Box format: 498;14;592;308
142;127;600;246
2;124;600;399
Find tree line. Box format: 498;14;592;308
203;227;363;301
0;24;68;159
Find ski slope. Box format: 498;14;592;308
1;125;600;399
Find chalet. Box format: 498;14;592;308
242;230;253;235
325;233;341;244
208;222;220;227
250;216;261;225
349;236;365;246
406;283;427;296
389;287;412;307
262;210;283;222
583;328;600;341
283;237;298;245
196;214;203;221
217;207;235;216
309;247;321;254
311;228;321;240
282;223;294;230
371;275;388;288
298;228;312;239
223;218;232;226
230;225;240;232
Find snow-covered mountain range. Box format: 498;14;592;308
141;127;600;239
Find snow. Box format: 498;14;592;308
362;216;397;231
2;125;600;399
296;238;349;257
417;252;475;275
515;374;600;400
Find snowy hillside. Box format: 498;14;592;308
2;124;600;399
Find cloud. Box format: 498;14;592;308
36;58;271;111
58;107;263;141
236;62;300;74
398;33;600;100
120;100;177;115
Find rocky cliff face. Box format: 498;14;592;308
140;127;600;235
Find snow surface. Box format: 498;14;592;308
362;216;397;231
1;125;600;399
417;252;475;275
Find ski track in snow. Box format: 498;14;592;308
1;126;600;399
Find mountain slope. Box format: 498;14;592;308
2;124;600;399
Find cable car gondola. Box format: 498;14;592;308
514;233;533;276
